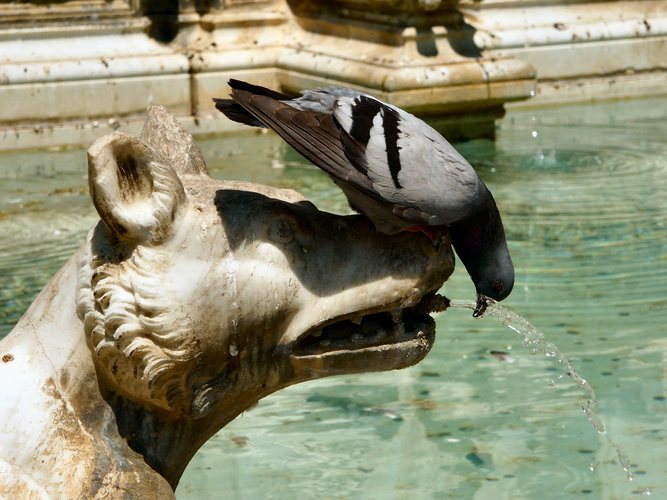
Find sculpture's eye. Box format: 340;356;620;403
268;217;295;244
493;280;504;293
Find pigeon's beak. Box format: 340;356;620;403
472;294;490;318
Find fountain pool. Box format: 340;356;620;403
1;97;665;499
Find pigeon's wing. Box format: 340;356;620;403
333;95;485;225
219;80;485;228
226;82;384;200
213;79;294;128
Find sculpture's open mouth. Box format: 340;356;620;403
291;294;449;359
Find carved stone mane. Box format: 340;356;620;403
0;106;454;497
78;240;194;412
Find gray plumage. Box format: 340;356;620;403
214;79;514;315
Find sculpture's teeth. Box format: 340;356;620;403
390;310;404;337
390;310;401;324
350;314;364;325
311;329;322;337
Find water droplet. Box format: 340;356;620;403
531;130;538;138
529;89;536;97
229;344;238;356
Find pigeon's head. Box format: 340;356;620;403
471;244;514;317
448;189;515;317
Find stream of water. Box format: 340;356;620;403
449;298;635;484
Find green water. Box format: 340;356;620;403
1;98;666;499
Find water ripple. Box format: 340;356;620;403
1;97;667;499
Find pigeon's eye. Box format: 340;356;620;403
493;280;504;293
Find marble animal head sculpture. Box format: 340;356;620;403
0;107;453;498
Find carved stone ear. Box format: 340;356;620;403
87;131;187;245
140;105;209;177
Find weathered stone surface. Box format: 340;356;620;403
461;0;667;105
0;0;536;150
1;0;665;150
0;107;454;497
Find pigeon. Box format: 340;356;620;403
213;79;514;316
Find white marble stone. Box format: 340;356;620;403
461;0;667;105
0;106;454;497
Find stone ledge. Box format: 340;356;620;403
2;0;665;152
462;0;667;104
508;70;667;108
0;1;541;150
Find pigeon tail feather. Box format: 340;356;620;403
213;98;266;128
